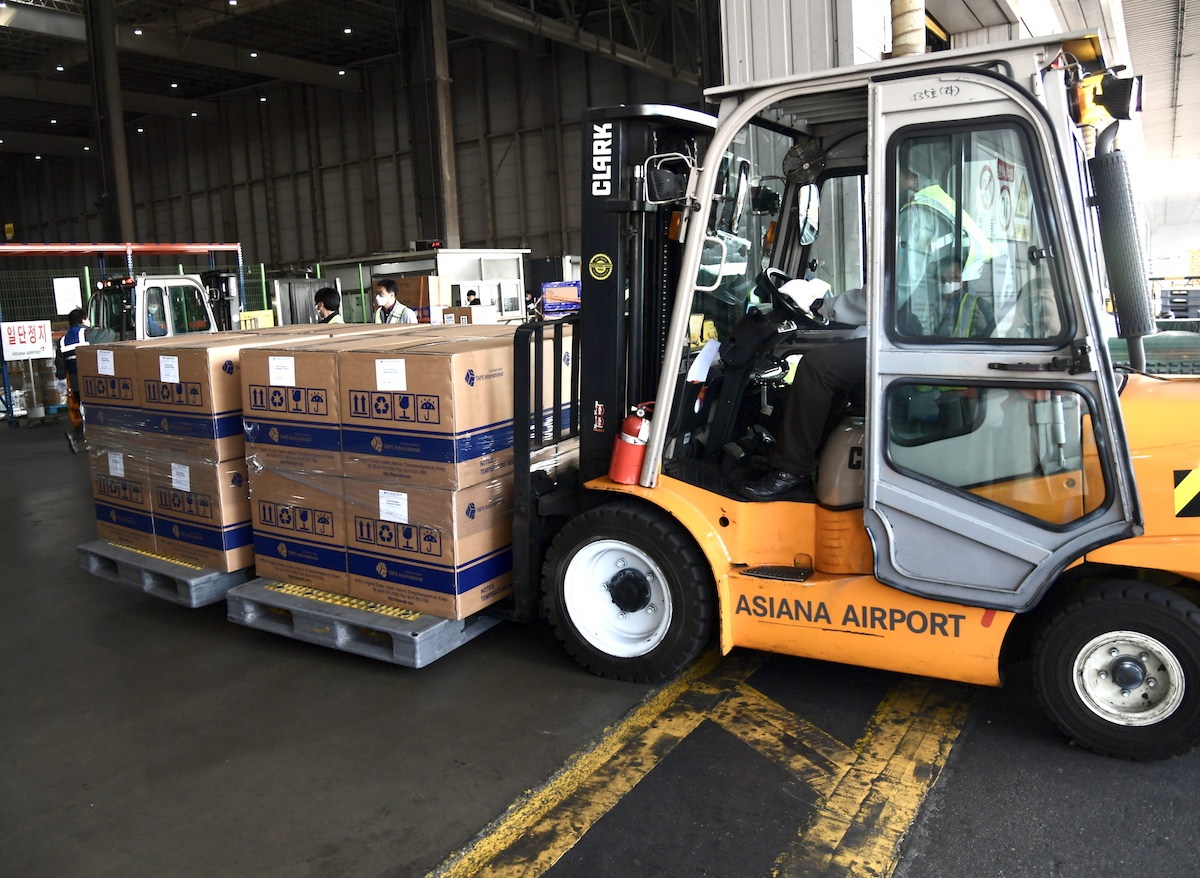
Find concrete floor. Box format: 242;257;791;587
0;424;651;878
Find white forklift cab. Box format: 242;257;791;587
88;274;219;341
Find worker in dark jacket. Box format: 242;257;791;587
60;308;88;454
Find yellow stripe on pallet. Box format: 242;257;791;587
263;581;423;621
116;544;204;570
1175;468;1200;516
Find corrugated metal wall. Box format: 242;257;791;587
2;40;699;272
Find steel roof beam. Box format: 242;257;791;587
0;129;92;155
0;2;361;91
446;0;699;85
0;73;218;120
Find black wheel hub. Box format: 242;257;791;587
1110;656;1148;689
607;568;651;613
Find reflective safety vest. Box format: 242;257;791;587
937;291;988;338
908;184;994;279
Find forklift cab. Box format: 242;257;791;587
88;276;218;342
644;42;1142;614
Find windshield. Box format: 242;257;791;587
691;123;792;342
89;286;134;337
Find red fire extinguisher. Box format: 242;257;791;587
609;403;653;484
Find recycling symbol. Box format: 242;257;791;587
271;389;285;408
374;395;391;416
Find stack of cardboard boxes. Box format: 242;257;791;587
243;324;575;620
82;323;575;620
78;325;402;571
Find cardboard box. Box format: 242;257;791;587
343;476;514;619
137;332;331;462
89;446;156;552
76;339;181;451
391;276;443;323
249;468;348;592
442;305;498;325
338;335;518;489
149;454;253;572
242;331;435;475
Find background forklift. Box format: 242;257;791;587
511;33;1200;760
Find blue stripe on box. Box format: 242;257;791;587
145;412;244;440
94;502;154;535
342;421;514;463
155;515;254;550
253;533;347;572
346;546;513;596
83;404;148;431
244;418;341;452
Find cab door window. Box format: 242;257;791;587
885;123;1104;528
145;287;168;337
892;126;1070;343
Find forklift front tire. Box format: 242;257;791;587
542;502;716;683
1033;581;1200;760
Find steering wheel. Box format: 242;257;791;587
756;268;825;326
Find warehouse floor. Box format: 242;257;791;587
0;424;652;877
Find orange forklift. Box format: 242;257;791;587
509;33;1200;760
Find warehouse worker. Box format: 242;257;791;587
314;287;344;324
61;308;88;454
896;166;993;323
373;278;418;324
932;258;996;339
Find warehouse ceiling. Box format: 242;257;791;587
0;0;709;150
0;0;1195;233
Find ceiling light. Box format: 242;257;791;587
259;96;267;102
171;83;178;89
137;128;144;133
133;27;143;35
249;52;258;58
50;119;57;124
84;146;90;151
56;66;64;72
35;155;42;160
338;70;346;76
191;112;198;117
344;27;352;34
228;0;237;5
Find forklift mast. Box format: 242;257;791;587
576;105;717;483
509;105;716;621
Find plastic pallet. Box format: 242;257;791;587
225;579;502;668
77;540;253;608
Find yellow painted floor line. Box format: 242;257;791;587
429;653;971;878
771;678;972;878
709;682;858;794
427;651;764;878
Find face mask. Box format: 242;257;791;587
940;282;961;296
375;294;388;307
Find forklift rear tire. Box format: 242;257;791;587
1033;581;1200;760
542;502;716;683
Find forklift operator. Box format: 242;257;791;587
739;281;867;502
740;161;993;502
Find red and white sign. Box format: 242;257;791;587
2;320;54;360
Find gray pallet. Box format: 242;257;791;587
225;579;501;668
77;540;252;608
